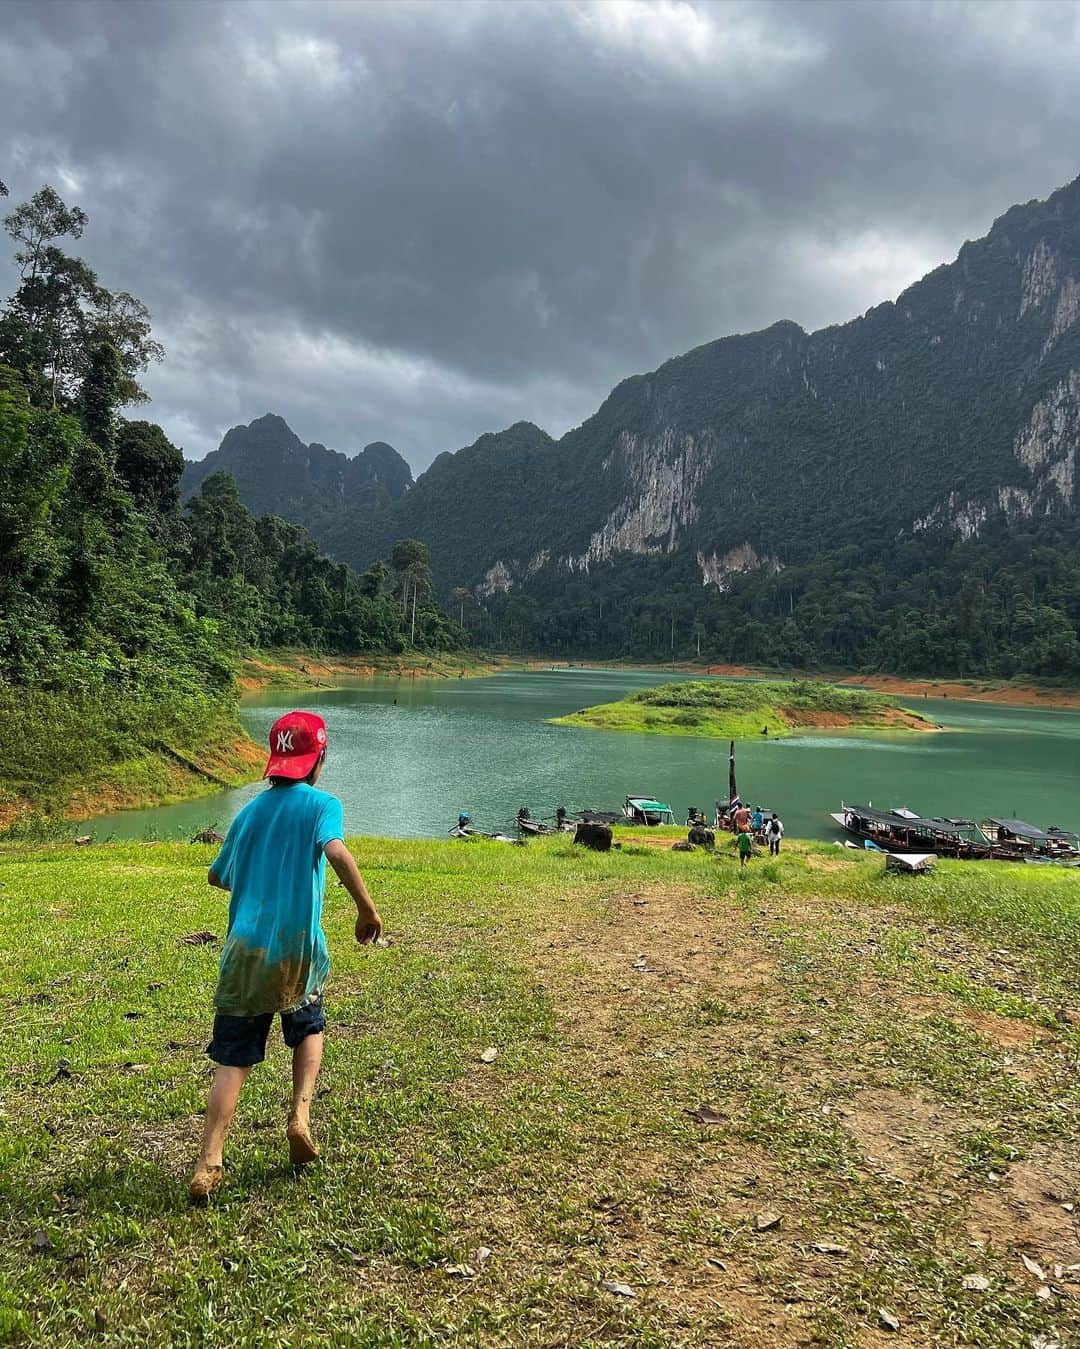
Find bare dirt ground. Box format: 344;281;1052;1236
503;878;1080;1345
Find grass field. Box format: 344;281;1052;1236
0;689;262;835
3;834;1079;1346
551;680;936;739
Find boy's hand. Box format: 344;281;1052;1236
326;840;383;946
355;908;382;945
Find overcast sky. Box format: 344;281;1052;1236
2;0;1079;468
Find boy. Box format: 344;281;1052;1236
188;710;382;1202
737;828;753;868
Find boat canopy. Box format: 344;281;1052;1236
983;817;1049;842
843;805;987;842
627;798;672;813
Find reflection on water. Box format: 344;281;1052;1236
82;669;1080;843
770;736;954;754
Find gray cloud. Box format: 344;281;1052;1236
2;0;1079;465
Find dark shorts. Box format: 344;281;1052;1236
207;996;326;1068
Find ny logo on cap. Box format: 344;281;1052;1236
276;730;295;752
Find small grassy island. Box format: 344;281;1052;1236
552;678;937;738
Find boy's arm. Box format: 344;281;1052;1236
207;869;229;890
324;839;382;944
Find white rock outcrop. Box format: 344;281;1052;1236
1019;241;1060;317
477;560;513;596
1013;370;1079;504
567;429;714;572
697;543;782;590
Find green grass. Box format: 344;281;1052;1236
0;687;261;835
2;835;1079;1345
550;678;936;739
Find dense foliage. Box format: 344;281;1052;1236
473;513;1080;677
0;184;465;813
175;473;462;654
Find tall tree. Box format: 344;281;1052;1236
451;586;473;627
359;558;389;599
115;419;184;519
80;339;123;453
0;186;163;409
91;289;165;406
4;185;87;286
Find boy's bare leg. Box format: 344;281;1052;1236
190;1065;251;1199
287;1032;323;1164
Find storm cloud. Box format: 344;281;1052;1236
2;0;1079;465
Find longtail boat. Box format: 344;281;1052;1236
980;818;1080;860
830;804;991;858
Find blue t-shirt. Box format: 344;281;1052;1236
210;783;345;1016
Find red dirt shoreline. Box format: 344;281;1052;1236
530;659;1080;710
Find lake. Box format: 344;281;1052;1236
83;667;1080;841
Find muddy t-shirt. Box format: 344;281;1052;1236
210;783;344;1016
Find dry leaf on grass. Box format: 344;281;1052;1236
754;1211;781;1232
1021;1254;1046;1281
962;1273;990;1291
878;1309;901;1332
479;1047;498;1064
601;1281;636;1298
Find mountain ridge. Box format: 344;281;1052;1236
180;413;414;548
185;170;1080;674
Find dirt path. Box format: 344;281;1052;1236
490;879;1080;1346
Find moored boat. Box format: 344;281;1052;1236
516;807;556;837
623;796;676;826
830;804;991;858
980;817;1080;861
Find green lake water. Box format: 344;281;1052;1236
83;668;1080;842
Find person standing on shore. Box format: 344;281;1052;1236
766;813;784;856
188;711;382;1203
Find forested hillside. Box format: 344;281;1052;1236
207;173;1080;678
0;183;463;823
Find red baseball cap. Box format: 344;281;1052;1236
263;710;328;780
